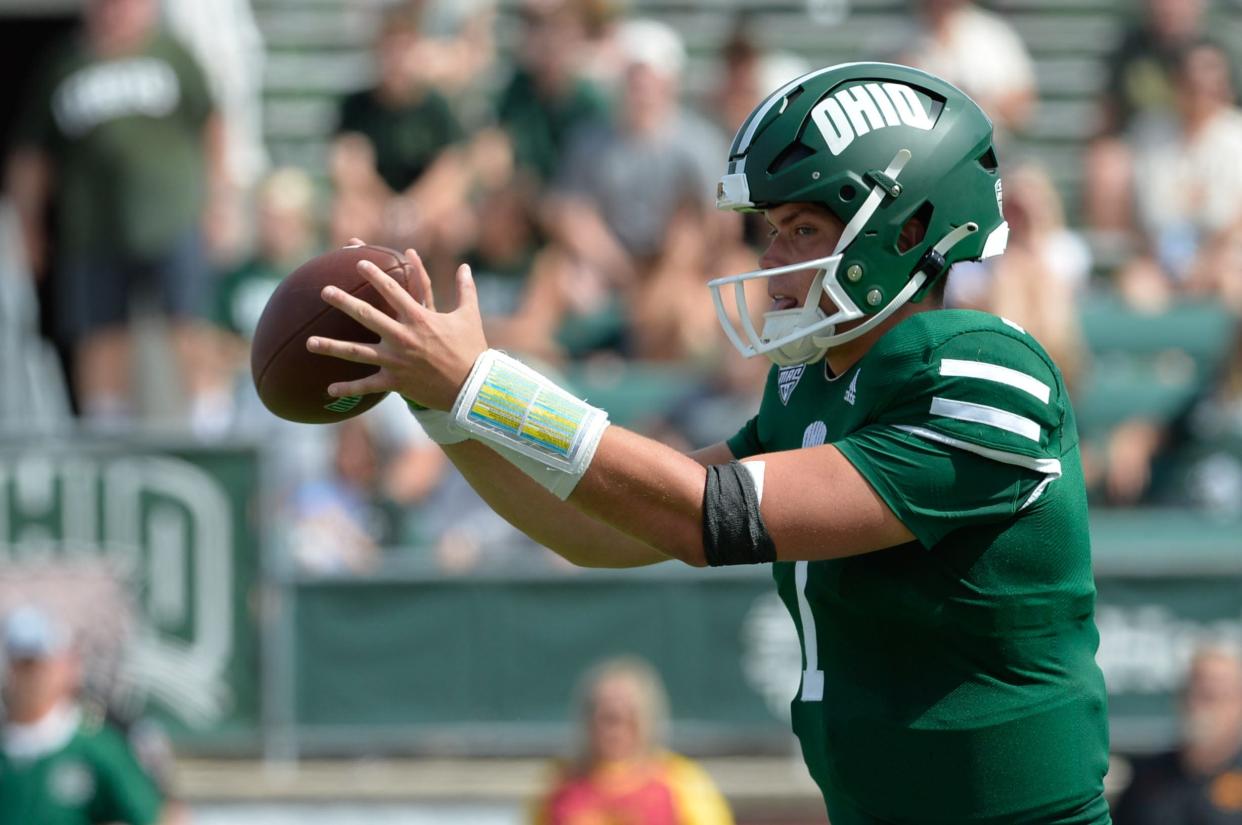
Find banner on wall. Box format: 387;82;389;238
289;522;1242;756
0;440;262;748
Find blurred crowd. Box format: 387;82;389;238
2;1;1242;820
3;0;1242;577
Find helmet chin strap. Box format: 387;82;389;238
809;220;980;351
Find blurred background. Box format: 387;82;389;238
1;0;1242;822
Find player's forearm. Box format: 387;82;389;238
442;439;672;568
569;428;710;567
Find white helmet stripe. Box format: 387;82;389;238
730;60;887;173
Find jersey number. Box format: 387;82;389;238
795;561;825;702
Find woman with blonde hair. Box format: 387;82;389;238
531;657;734;825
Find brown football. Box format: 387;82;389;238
250;244;411;424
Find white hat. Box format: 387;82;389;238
4;606;70;660
617;18;685;77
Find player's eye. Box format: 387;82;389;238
794;225;817;237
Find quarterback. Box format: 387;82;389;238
310;63;1111;824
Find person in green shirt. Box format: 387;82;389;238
330;5;469;266
6;0;226;428
0;607;162;825
311;62;1111;823
496;0;610;185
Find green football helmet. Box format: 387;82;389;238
710;62;1009;366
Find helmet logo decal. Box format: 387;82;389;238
811;82;934;156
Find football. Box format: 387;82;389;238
250;244;411;424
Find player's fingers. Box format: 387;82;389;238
306;335;392;368
320;283;406;339
404;247;436;312
452;264;478;317
345;237;366;247
327;373;393;399
356;259;422;320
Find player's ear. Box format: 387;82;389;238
897;214;928;253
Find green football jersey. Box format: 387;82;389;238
727;309;1110;825
0;712;161;825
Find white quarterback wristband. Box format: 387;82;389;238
451;349;609;498
403;398;469;445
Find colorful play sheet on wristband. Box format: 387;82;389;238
467;357;588;460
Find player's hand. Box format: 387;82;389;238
345;238;436;309
307;247;487;411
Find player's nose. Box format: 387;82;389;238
759;239;789;271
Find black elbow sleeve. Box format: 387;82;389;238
702;461;776;566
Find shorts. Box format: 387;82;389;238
57;230;209;342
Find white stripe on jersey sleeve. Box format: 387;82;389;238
930;397;1042;442
1020;474;1058;510
895;425;1062;475
939;359;1052;403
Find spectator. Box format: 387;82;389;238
1083;0;1212;234
893;0;1036;133
946;161;1089;390
204;166;321;437
5;0;227;429
0;606;163;825
409;0;499;103
464;175;545;327
164;0;269;262
705;21;809;257
707;19;809;138
1113;644;1242;824
569;0;627;95
531;657;734;825
524;19;729;359
495;0;610;185
289;394;446;574
329;5;470;266
1119;40;1242;306
1135;40;1242;281
212;167;319;346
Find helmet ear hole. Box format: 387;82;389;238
978;147;999;171
897;201;934;253
838;184;857;202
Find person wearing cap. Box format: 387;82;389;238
0;606;162;825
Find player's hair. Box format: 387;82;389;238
573;656;671;759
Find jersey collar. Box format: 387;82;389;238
3;702;80;761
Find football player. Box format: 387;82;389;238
309;62;1111;824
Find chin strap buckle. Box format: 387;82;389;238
916;248;948;281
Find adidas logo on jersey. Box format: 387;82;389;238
811;82;935;156
844;369;860;405
778;365;805;405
